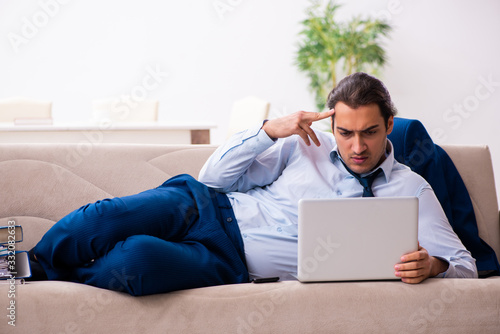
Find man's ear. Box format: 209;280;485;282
386;116;394;135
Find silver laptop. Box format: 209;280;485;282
298;197;419;282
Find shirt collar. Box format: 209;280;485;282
329;139;395;183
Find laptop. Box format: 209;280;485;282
297;197;419;282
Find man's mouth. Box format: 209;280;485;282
351;156;368;164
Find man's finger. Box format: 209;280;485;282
396;268;426;277
303;109;335;123
301;124;320;146
401;276;425;284
297;128;311;146
314;109;335;121
395;262;422;271
401;250;426;262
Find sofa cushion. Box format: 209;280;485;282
2;279;499;333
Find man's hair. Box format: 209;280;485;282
326;72;397;128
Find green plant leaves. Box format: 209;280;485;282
295;0;392;111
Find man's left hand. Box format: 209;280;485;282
394;244;449;284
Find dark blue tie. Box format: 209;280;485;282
339;160;382;197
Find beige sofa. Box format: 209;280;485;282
1;143;499;333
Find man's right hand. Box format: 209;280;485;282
261;109;335;147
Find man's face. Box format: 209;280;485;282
332;102;393;174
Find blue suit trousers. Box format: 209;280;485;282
33;174;249;296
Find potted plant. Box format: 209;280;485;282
296;0;392;112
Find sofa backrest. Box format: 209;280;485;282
1;143;499;264
441;145;500;264
0;144;217;250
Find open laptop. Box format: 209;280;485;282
297;197;419;282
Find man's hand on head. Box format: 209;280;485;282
394;244;449;284
261;109;335;147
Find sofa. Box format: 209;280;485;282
1;142;499;333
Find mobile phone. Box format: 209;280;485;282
252;277;280;283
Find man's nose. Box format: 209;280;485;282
352;135;366;154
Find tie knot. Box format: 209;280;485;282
360;169;382;187
339;159;382;197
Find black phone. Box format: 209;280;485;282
251;277;280;283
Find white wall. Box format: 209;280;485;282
1;0;499;203
381;0;500;207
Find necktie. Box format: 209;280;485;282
339;160;382;197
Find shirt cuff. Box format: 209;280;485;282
239;123;277;151
261;119;277;142
433;256;453;278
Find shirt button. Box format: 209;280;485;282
337;191;342;195
226;217;233;222
243;233;247;238
277;227;282;232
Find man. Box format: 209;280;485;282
30;72;477;296
201;72;476;284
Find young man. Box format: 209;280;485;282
201;72;476;284
30;72;477;296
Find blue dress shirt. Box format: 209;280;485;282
199;125;478;281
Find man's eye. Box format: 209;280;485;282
340;132;351;137
365;131;377;135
